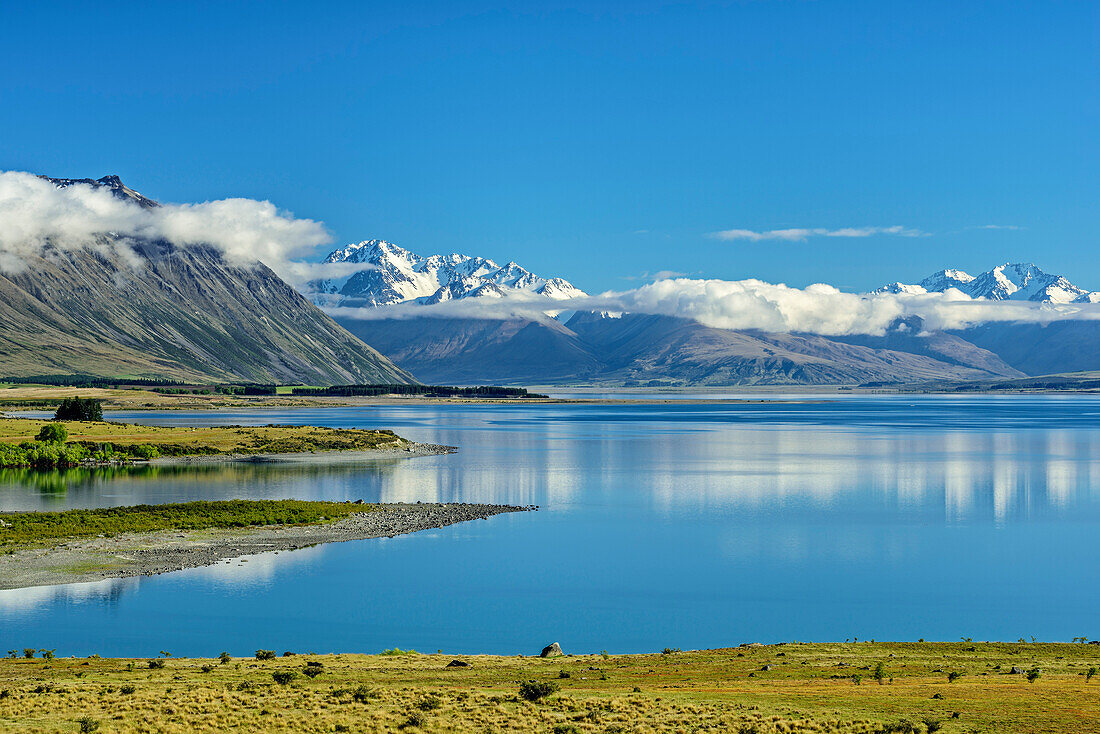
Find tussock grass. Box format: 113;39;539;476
0;643;1096;732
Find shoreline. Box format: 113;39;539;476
0;502;529;591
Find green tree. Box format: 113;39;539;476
35;424;68;444
54;397;103;422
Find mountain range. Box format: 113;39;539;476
874;262;1100;303
0;177;412;385
5;176;1098;388
323;243;1100;386
313;240;585;306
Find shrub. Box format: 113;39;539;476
1026;668;1041;683
947;671;962;683
558;670;571;679
219;651;231;664
148;659;165;669
200;664;214;673
1087;666;1097;682
39;649;55;660
400;711;427;729
923;718;944;733
119;685;135;695
661;647;681;655
873;661;886;684
55;397;103;422
23;648;35;659
518;680;559;702
272;671;298;685
255;649;276;660
35;424;68;444
352;685;377;703
77;716;100;733
415;694;442;711
302;661;324;678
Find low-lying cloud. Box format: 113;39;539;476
708;225;926;242
327;277;1100;336
0;171;330;283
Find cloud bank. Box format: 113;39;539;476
708;225;926;242
0;171;330;283
327;277;1100;336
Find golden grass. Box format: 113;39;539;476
0;418;405;455
0;643;1096;732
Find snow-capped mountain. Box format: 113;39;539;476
874;263;1097;304
312;240;587;306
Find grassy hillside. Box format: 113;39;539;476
0;643;1095;732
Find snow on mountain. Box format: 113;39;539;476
873;263;1098;304
311;239;587;306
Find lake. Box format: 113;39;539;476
1;394;1098;657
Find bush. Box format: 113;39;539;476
302;661;324;678
148;659;165;669
219;651;231;664
400;711;427;729
55;397;103;422
77;716;100;733
873;661;886;684
518;680;559;702
35;424;68;444
947;671;962;683
119;685;135;695
923;718;944;733
1026;668;1041;683
352;685;377;703
255;649;276;660
272;671;298;685
1087;666;1097;682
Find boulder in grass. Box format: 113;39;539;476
446;659;470;668
1010;666;1026;674
540;642;563;658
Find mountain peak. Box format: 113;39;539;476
42;174;159;209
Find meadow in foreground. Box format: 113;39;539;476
0;643;1096;733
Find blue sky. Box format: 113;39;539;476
1;1;1096;293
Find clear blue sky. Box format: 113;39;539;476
2;1;1096;292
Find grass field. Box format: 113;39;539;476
0;643;1095;732
0;499;376;546
0;418;405;457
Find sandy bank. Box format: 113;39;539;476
0;502;529;591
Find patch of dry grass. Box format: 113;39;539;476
0;418;405;455
0;643;1096;732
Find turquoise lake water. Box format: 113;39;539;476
1;395;1098;657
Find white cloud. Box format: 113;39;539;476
0;171;330;285
325;278;1100;336
969;224;1023;231
708;225;926;242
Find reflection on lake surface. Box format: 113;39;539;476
1;395;1098;656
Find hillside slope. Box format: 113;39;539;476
0;177;412;385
